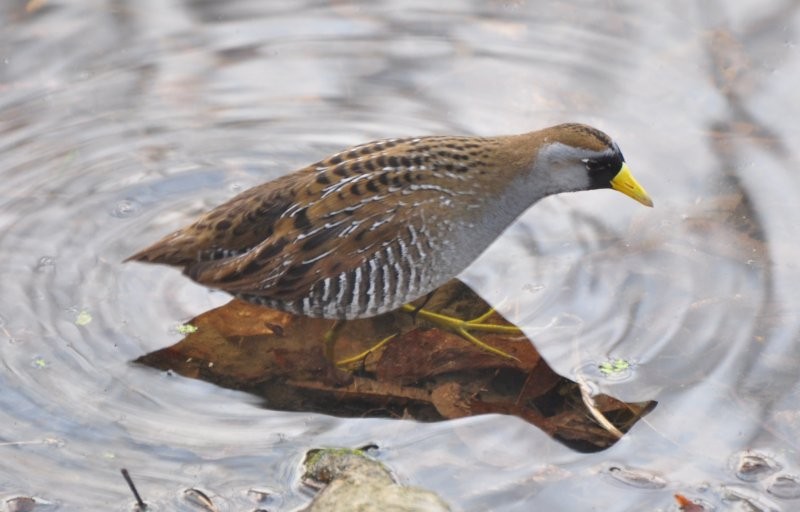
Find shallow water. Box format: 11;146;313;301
2;1;800;510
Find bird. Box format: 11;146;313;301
127;123;652;361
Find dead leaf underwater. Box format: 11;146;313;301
136;279;655;452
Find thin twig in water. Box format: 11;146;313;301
121;468;147;510
577;375;624;439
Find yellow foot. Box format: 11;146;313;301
325;317;396;369
336;334;397;368
400;304;523;361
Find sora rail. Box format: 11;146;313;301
127;124;652;336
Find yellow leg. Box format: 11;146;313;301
324;319;345;362
326;304;523;368
400;304;523;360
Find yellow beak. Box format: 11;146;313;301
610;163;653;207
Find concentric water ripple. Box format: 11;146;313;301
2;1;800;511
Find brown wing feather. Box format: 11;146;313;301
129;134;500;302
183;186;410;298
125;172;307;266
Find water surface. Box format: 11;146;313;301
2;1;800;510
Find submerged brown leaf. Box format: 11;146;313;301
136;279;655;452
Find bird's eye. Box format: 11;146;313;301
584;156;618;173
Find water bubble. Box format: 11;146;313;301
247;487;283;507
732;451;781;482
6;496;36;511
767;474;800;499
34;256;56;273
110;199;141;218
183;488;216;510
722;485;782;512
605;465;667;489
